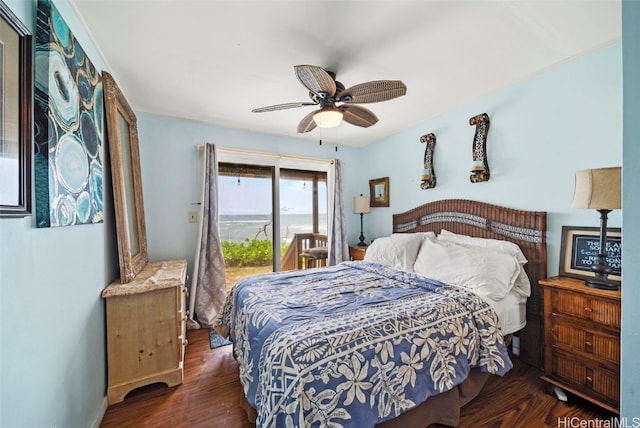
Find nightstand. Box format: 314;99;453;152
539;276;621;413
349;245;368;261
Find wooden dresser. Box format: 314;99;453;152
349;245;368;261
102;259;188;404
539;276;620;413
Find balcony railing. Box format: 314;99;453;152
281;233;328;271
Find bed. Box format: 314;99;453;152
217;199;547;427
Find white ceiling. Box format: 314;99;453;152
71;0;621;148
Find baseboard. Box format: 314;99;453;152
89;396;109;428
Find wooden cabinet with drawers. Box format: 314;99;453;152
102;259;188;404
539;276;620;413
349;245;368;261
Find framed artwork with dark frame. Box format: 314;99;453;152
369;177;389;207
0;1;32;217
559;225;622;284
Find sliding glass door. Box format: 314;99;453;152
216;151;330;289
217;163;274;290
279;169;327;270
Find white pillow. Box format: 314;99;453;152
364;233;427;272
392;231;436;240
413;238;521;300
438;229;527;263
437;230;531;297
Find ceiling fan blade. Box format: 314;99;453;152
294;65;337;96
297;110;318;133
340;105;378;128
338;80;407;104
252;102;317;113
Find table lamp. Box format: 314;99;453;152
353;194;371;247
571;166;621;290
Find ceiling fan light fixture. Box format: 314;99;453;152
313;106;343;128
253;65;406;133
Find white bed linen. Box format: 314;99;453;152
475;289;527;335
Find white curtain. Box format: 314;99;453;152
187;143;227;329
328;159;350;264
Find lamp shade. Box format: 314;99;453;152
572;166;621;209
353;195;371;214
313;106;343;128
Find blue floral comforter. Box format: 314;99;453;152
217;261;512;428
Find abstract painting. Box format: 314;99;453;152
34;0;103;227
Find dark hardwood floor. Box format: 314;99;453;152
100;329;616;427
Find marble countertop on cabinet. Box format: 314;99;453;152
102;259;187;298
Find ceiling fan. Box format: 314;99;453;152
252;65;407;133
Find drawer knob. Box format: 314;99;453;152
585;341;592;347
584;307;593;313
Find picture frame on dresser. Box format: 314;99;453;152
559;225;621;284
0;1;32;218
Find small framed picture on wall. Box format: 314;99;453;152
369;177;389;207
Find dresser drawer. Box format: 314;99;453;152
551;320;620;364
178;286;188;361
549;350;619;407
549;288;620;330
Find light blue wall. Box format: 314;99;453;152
0;1;118;427
136;44;622;279
136;115;363;271
0;1;634;425
621;0;640;418
361;43;622;278
137;41;627;406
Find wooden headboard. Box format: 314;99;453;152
392;199;547;367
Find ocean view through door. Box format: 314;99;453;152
218;160;328;290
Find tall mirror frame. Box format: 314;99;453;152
103;71;148;283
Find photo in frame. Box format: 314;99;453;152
369;177;389;207
0;1;32;217
33;0;103;227
559;225;621;284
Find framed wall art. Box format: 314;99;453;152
559;225;622;284
369;177;389;207
34;0;104;227
0;1;32;217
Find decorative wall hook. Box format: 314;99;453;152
420;133;436;189
469;113;490;183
